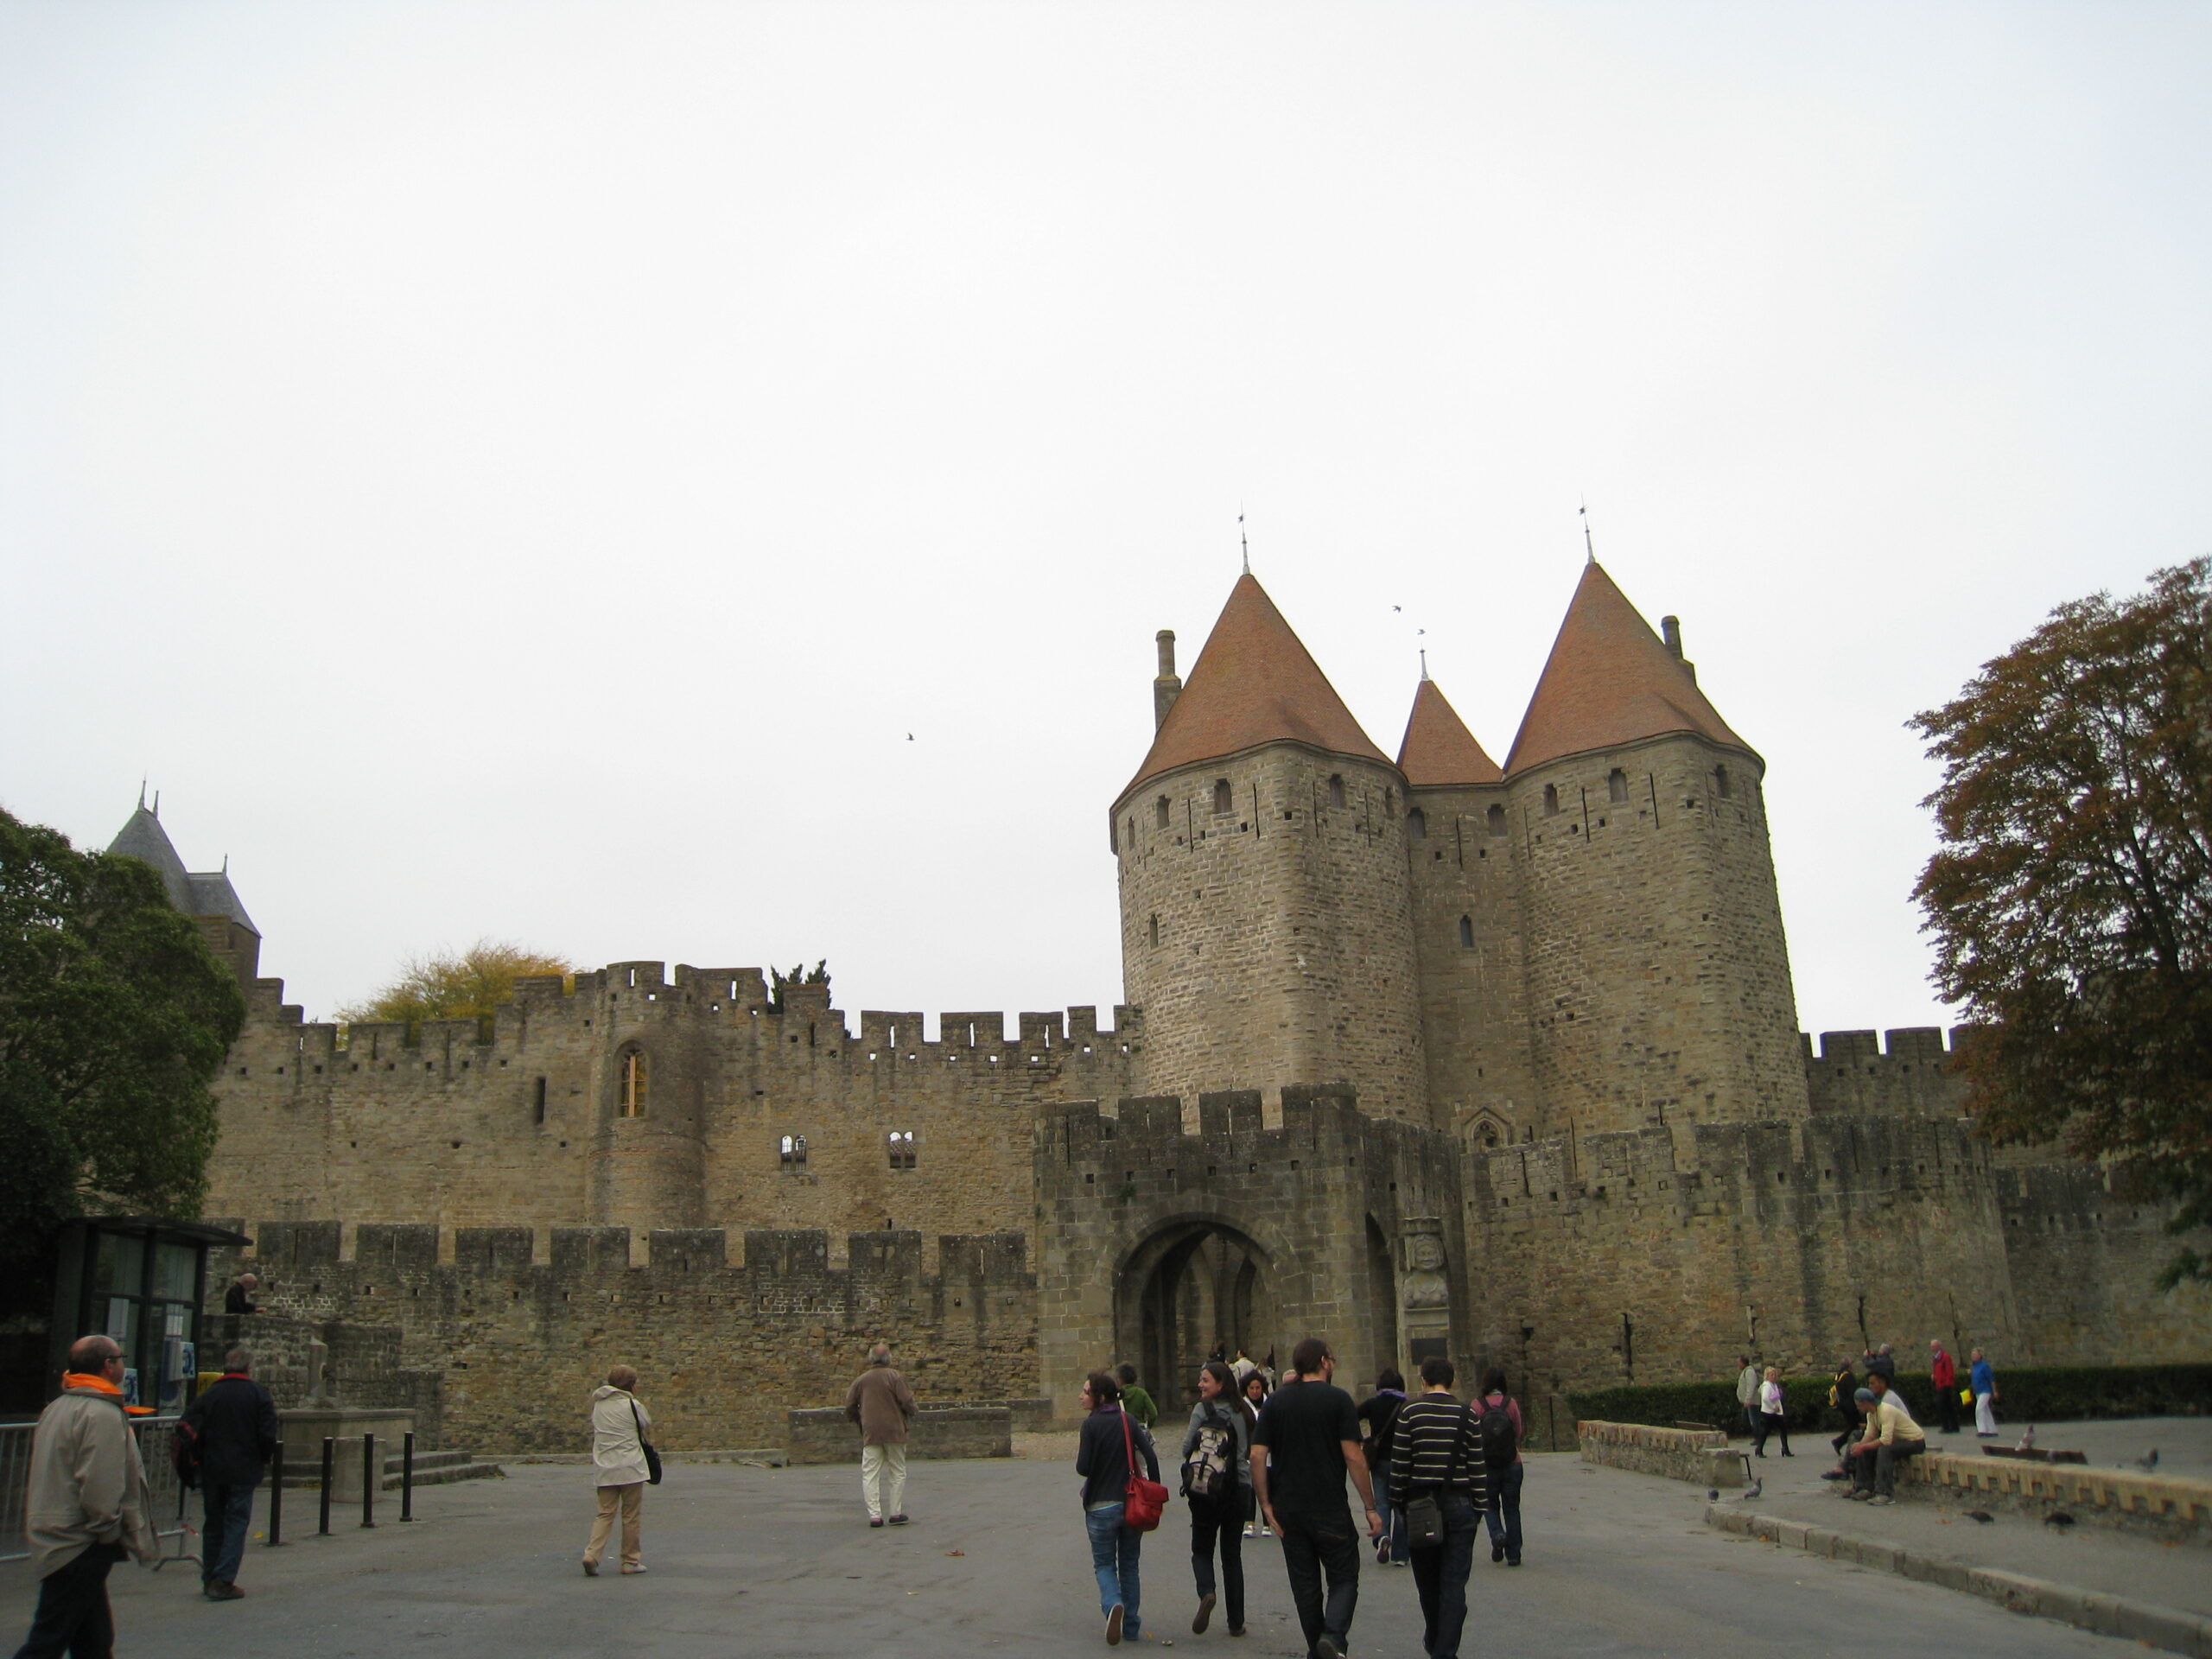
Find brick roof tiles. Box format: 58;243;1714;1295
1396;677;1502;786
1122;574;1389;798
1503;561;1754;777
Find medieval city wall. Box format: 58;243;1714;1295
1114;749;1427;1122
207;963;1140;1268
208;1219;1038;1455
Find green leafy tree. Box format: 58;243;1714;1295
336;939;575;1027
1910;556;2212;1284
0;809;247;1306
768;960;830;1014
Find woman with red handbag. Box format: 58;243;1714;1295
1075;1370;1165;1645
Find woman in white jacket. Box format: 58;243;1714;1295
583;1366;652;1575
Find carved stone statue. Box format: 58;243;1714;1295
1401;1224;1450;1309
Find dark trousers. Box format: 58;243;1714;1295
1753;1411;1790;1455
201;1481;256;1586
1408;1491;1479;1659
1484;1459;1524;1562
1874;1440;1924;1496
1370;1457;1407;1562
1187;1490;1244;1630
14;1542;122;1659
1274;1506;1361;1657
1936;1385;1960;1434
1831;1411;1861;1459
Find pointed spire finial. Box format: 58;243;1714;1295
137;779;147;811
1419;648;1430;682
1240;511;1249;575
1580;499;1596;564
151;790;160;817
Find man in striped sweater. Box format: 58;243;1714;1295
1388;1356;1490;1659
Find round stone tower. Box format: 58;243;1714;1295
1497;563;1810;1139
1110;575;1428;1122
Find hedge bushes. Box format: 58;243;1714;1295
1566;1364;2212;1436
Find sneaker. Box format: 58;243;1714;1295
1227;1627;1247;1638
1316;1637;1344;1659
888;1514;909;1526
869;1517;885;1528
582;1559;599;1576
620;1564;647;1574
1257;1524;1271;1537
1868;1495;1894;1506
1107;1603;1125;1645
205;1581;245;1601
1507;1558;1522;1567
1846;1490;1872;1501
1492;1543;1504;1563
1193;1592;1215;1634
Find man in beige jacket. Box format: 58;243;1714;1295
15;1336;159;1657
843;1342;917;1526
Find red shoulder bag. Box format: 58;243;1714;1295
1121;1407;1169;1531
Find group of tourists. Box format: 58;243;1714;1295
1077;1338;1527;1659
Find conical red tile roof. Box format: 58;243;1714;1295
1122;574;1389;798
1396;678;1501;785
1503;562;1754;777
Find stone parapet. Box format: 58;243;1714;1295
1904;1450;2212;1544
1577;1421;1728;1483
784;1406;1013;1464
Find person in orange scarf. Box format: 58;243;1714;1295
14;1336;159;1658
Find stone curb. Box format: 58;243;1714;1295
1704;1504;2212;1658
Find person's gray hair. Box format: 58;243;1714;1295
224;1347;251;1372
868;1343;891;1365
237;1272;257;1286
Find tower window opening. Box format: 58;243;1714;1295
1147;915;1160;949
1608;768;1629;804
779;1134;809;1166
1124;817;1134;849
1154;796;1171;830
1328;775;1345;810
533;1077;547;1124
1384;787;1395;817
1458;915;1474;950
1542;785;1560;817
618;1049;648;1116
1714;765;1733;798
1212;778;1233;815
887;1129;917;1169
1407;807;1427;840
1486;804;1506;836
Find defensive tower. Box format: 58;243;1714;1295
1111;575;1428;1121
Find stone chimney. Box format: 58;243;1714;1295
1660;615;1696;685
1153;630;1182;729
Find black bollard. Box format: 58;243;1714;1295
400;1432;415;1522
268;1448;285;1547
361;1433;377;1529
318;1439;334;1535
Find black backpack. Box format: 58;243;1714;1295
1477;1396;1518;1468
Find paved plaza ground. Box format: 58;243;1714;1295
1;1436;2196;1658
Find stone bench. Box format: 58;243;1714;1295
1903;1450;2212;1545
785;1405;1013;1465
1578;1420;1740;1487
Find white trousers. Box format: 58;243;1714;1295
1974;1393;1997;1435
861;1442;908;1519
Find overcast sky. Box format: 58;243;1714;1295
3;3;2207;1046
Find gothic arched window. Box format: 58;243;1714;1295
1608;768;1629;804
1407;807;1427;840
1486;804;1506;836
618;1048;648;1117
1213;779;1233;815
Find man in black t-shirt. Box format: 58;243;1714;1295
1251;1337;1380;1659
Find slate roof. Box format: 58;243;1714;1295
1503;562;1755;778
1122;574;1389;798
1396;677;1502;786
106;805;259;934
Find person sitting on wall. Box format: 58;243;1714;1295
1842;1376;1925;1504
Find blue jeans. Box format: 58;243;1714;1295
200;1482;256;1587
1408;1491;1479;1659
1370;1458;1408;1562
1085;1502;1142;1636
1485;1461;1523;1563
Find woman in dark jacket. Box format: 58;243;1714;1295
1238;1371;1271;1538
1179;1360;1249;1637
1075;1370;1160;1645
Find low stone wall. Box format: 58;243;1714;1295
785;1406;1013;1464
1578;1421;1737;1485
1904;1450;2212;1545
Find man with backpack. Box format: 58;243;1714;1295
1388;1355;1489;1659
1475;1369;1524;1567
1179;1360;1249;1637
178;1345;281;1600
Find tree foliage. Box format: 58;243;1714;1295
768;960;830;1014
1910;556;2212;1284
0;809;247;1289
335;939;575;1027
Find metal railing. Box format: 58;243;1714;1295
0;1416;198;1571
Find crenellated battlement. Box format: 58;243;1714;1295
1800;1026;1974;1116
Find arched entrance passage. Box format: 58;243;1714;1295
1118;1220;1276;1415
